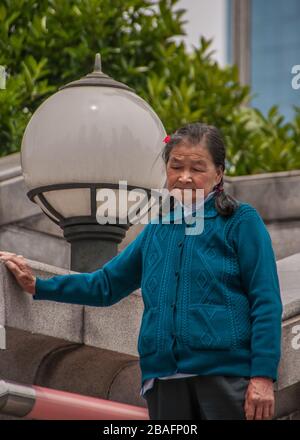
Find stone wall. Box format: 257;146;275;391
0;153;299;419
0;253;299;419
224;170;300;260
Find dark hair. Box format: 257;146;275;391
161;122;238;216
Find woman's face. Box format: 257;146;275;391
166;141;223;203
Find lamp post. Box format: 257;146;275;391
21;54;166;272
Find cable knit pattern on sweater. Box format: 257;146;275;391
33;193;283;398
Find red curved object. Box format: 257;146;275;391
29;385;149;420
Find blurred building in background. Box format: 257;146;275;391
179;0;300;121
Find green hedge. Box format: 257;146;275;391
0;0;299;175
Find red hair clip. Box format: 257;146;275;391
163;135;171;143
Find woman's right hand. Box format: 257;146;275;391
0;251;36;295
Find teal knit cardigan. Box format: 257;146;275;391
34;194;283;389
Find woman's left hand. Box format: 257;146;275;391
244;377;275;420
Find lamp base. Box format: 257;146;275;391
63;223;129;272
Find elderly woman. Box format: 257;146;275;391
0;122;282;420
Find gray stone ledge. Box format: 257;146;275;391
277;253;300;320
0;153;21;182
0;260;83;343
225;169;300;181
0;175;41;226
276;315;300;391
225;172;300;221
84;289;143;356
0;325;5;350
268;221;300;260
0;225;70;269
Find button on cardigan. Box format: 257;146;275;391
140;190;216;397
33;193;283;398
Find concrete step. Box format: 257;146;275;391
0;209;146;270
0;223;70;269
0;152;21;182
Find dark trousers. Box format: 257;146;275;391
145;375;250;420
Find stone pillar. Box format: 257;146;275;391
231;0;251;86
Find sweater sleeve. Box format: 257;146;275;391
230;207;283;381
33;224;150;307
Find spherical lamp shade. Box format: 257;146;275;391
21;54;166;226
20;54;167;271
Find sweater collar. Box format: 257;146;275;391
202;191;219;218
160;190;219;223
